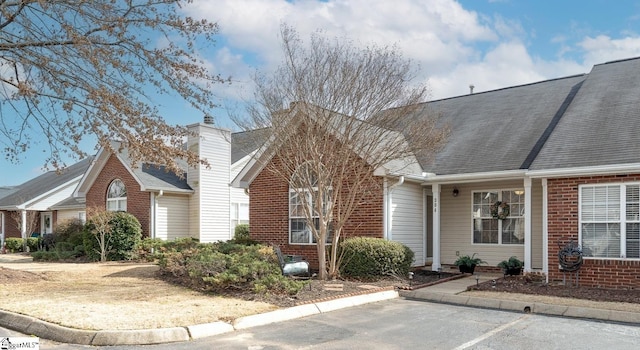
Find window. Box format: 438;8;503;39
78;211;86;224
289;163;332;244
231;203;249;233
472;190;525;244
106;179;127;211
580;184;640;259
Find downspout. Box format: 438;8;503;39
385;176;404;241
151;190;163;240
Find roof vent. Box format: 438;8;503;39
203;115;214;124
469;84;474;94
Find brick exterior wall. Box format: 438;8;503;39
85;154;151;237
1;210;41;239
2;211;23;238
249;153;384;269
547;174;640;289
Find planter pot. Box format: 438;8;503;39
458;264;476;274
504;267;522;276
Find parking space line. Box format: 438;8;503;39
452;314;530;350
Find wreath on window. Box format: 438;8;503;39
490;201;510;220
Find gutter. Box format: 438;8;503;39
527;163;640;178
420;170;528;185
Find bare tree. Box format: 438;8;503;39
0;1;227;174
85;207;114;262
9;210;38;251
236;26;448;280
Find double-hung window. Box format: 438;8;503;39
472;190;525;244
580;184;640;259
289;164;332;244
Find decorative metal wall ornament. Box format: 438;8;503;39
558;240;583;272
558;239;583;287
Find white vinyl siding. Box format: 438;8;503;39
390;182;424;266
187;125;231;242
55;210;85;223
580;183;640;259
25;181;79;211
156;195;191;241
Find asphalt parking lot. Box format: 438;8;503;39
6;298;640;350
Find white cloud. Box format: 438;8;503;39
182;0;640;104
578;35;640;66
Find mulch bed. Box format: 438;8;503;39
234;270;459;308
468;274;640;304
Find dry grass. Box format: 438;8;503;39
0;260;277;330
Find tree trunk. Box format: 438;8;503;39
317;237;327;279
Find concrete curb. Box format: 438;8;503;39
399;290;640;325
0;289;399;345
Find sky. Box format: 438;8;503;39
2;0;640;186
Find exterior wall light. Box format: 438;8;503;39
452;188;459;197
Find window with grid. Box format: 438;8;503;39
231;203;249;233
579;184;640;259
289;163;332;245
472;190;525;245
106;179;127;211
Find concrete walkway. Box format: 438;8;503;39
1;256;639;345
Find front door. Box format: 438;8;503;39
41;212;53;235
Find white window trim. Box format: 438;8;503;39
107;179;127;212
579;182;640;260
471;189;525;246
230;203;249;235
289;188;318;245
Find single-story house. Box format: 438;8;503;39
0;157;93;244
73;122;259;242
233;56;640;289
1;121;260;246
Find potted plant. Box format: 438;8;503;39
454;253;486;274
497;256;523;276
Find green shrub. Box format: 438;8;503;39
31;250;55;261
136;237;165;261
230;224;259;245
39;234;56;251
55;241;75;252
32;250;79;261
83;211;142;261
340;237;415;279
158;237;200;253
54;218;85;247
158;243;306;295
108;212;142;260
5;238;23;253
233;223;251;240
26;237;39;252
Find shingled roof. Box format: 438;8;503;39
411;74;587;175
0;157;93;209
530;57;640;170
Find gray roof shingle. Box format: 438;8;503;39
412;74;587;175
0;157;93;208
530;57;640;170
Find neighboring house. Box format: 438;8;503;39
233;56;640;289
74;121;260;242
0;157;93;246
